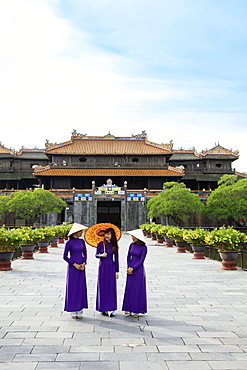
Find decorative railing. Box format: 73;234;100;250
50;162;169;168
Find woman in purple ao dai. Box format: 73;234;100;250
63;223;88;319
122;229;148;318
95;228;119;317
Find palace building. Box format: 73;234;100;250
0;131;241;229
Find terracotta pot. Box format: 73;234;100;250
191;244;206;259
156;236;164;244
151;233;157;241
164;237;174;247
38;241;49;253
50;237;59;248
175;241;186;253
0;251;14;271
58;238;64;244
19;244;35;259
219;250;239;270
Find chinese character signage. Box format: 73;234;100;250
95;178;124;196
127;193;144;201
75;193;92;201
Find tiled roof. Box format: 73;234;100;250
0;145;12;154
201;145;239;157
45;137;172;155
235;171;247;178
33;166;184;177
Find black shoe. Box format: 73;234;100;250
102;311;107;316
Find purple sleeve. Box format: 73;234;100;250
63;240;75;266
82;239;87;264
127;244;132;267
115;251;119;273
95;242;104;258
132;245;147;270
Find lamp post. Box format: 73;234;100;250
92;180;95;226
72;187;75;223
124;181;128;232
144;187;147;223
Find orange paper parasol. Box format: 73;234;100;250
84;223;121;247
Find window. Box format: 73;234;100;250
79;157;87;162
132;157;139;162
216;163;222;168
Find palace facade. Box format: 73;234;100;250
0;131;241;229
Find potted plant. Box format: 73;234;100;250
183;228;209;259
159;225;174;247
18;227;41;259
142;223;153;238
166;226;187;253
205;226;247;270
139;223;149;237
0;227;23;270
149;224;162;242
32;227;56;253
49;225;61;247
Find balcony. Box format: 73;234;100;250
51;162;169;169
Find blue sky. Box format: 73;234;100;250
0;0;247;171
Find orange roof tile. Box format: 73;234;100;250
34;166;183;177
45;137;172;155
0;145;12;154
201;145;239;157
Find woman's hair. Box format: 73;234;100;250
105;227;119;254
135;239;145;246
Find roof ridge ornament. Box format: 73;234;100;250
201;144;239;157
104;131;115;139
45;139;57;149
131;130;147;139
71;129;87;138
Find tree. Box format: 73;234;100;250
205;175;247;225
0;196;10;220
147;182;204;226
8;189;67;221
218;174;238;187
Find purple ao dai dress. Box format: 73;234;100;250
95;241;119;312
63;238;88;312
122;242;147;314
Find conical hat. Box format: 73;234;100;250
84;223;121;247
68;223;88;236
127;229;146;243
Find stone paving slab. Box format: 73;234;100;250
0;233;247;369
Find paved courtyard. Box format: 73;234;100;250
0;233;247;369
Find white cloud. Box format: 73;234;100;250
0;0;246;175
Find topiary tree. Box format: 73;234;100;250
0;196;10;220
147;182;204;226
7;189;67;222
205;175;247;225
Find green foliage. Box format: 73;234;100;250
218;174;238;187
8;189;67;221
205;177;247;223
139;223;153;232
51;224;72;237
165;226;186;242
149;224;162;234
0;227;24;251
147;182;204;226
205;226;247;251
183;228;208;244
31;227;56;242
0;196;10;219
0;224;72;251
157;225;172;236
